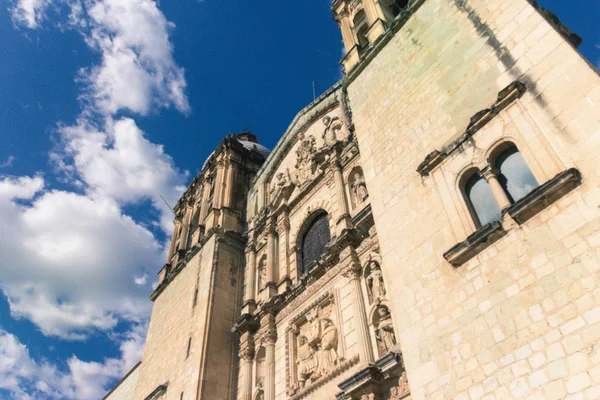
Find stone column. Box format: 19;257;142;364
277;212;291;290
179;204;193;251
262;314;277;400
200;178;212;221
480;166;512;210
239;333;255;400
243;244;257;314
339;12;357;52
333;160;352;235
343;253;374;364
213;161;226;209
166;219;181;261
265;221;277;296
224;161;236;208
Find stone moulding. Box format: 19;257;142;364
417;81;527;177
504;168;582;224
443;221;506;268
336;351;407;400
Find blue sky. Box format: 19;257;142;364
0;0;598;398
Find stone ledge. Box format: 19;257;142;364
505;168;582;224
144;383;167;400
290;356;359;400
336;351;407;400
417;81;527;176
444;221;506;268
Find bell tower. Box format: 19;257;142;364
133;133;269;400
333;0;410;73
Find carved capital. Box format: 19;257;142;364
479;165;500;181
260;313;278;345
239;334;256;362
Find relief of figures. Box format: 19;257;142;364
270;168;294;206
257;258;267;292
294;304;341;391
374;305;397;356
322;115;345;146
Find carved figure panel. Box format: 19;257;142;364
257;257;267;294
373;305;397;356
288;293;343;395
270;168;295;207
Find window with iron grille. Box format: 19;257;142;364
300;213;331;275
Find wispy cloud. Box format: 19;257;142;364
0;156;15;168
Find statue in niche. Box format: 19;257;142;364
350;170;369;207
294;134;317;187
322;116;344;146
296;335;317;389
375;306;397;355
366;261;386;302
257;259;267;291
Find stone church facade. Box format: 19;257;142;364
105;0;600;399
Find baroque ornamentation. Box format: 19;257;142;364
390;372;410;399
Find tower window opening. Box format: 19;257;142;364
463;171;501;227
353;10;370;51
493;145;539;204
386;0;409;18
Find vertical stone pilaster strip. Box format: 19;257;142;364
262;314;277;400
166;219;181;261
344;257;375;364
179;205;193;251
239;333;255;400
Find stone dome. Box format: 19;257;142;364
201;133;269;170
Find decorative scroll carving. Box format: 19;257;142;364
374;305;396;356
294;134;318;187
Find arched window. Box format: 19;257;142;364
353;10;369;50
464;171;501;227
494;145;539;204
299;213;331;275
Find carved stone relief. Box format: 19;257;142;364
270;168;295;207
374;305;396;356
389;372;410;399
287;292;344;395
294;134;318;187
257;257;267;293
322;116;345;146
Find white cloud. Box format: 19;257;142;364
10;0;52;28
58;117;186;231
0;179;162;338
0;325;146;400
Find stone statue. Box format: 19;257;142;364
322;116;344;145
316;318;339;376
375;306;396;355
366;261;386;301
390;372;410;398
257;260;267;291
270;168;293;205
296;335;317;388
351;171;368;205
